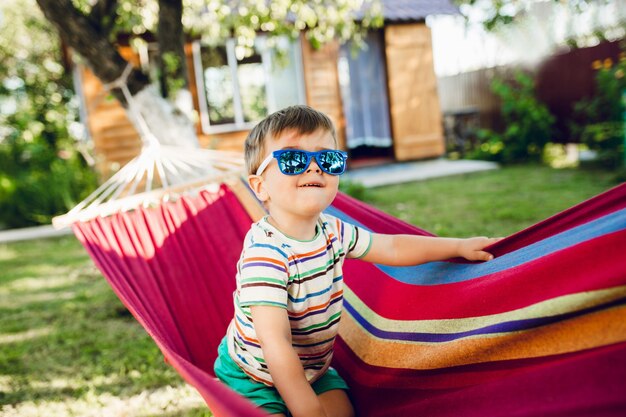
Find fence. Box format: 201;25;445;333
436;40;623;146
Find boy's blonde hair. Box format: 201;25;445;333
244;105;337;175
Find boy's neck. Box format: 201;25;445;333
267;213;319;241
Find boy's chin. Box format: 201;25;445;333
296;199;335;217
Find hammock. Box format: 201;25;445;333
70;178;626;417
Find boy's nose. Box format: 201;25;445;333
307;157;322;173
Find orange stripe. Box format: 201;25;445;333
288;245;326;261
241;366;273;386
243;256;287;270
338;304;626;370
289;290;343;318
234;319;260;345
287;235;335;261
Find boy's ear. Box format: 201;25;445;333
248;175;269;202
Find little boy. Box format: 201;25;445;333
214;105;500;417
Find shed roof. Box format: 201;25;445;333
381;0;460;22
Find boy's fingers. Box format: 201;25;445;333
476;251;494;261
486;237;504;244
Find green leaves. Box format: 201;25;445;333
470;71;555;164
570;55;626;169
0;0;97;229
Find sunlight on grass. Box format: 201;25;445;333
0;327;52;345
0;246;18;262
1;383;208;417
1;274;83;293
1;290;77;309
1;374;121;394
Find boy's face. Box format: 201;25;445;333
249;128;340;222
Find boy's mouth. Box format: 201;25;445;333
299;182;323;188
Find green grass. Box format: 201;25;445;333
0;164;620;416
0;237;211;416
362;165;618;237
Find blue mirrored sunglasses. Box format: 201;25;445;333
256;149;348;176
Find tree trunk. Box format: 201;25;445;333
157;0;188;97
36;0;148;98
156;0;195;124
36;0;198;148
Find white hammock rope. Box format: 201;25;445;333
53;64;246;229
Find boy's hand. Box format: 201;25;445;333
458;237;502;261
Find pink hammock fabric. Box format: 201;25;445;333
73;182;626;417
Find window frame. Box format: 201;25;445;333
192;36;306;134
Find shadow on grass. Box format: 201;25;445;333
0;238;188;411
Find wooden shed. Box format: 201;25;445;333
75;0;458;177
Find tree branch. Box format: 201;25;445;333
88;0;118;34
36;0;149;103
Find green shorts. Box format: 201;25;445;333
214;337;349;415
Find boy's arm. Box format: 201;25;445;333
250;305;328;417
361;233;501;266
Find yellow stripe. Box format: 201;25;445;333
338;303;626;370
342;284;626;334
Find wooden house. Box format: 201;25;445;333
74;0;458;177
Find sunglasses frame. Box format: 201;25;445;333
255;149;348;176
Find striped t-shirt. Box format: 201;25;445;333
225;213;372;386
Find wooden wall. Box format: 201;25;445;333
385;23;445;161
299;36;347;150
81;26;446;178
80;47;142;178
80;45;250;178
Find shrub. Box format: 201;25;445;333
0;131;97;229
0;5;97;229
469;72;555;164
569;54;625;169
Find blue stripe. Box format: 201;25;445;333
343;295;626;343
289;295;344;322
235;331;261;349
325;206;626;285
288;284;333;302
236;314;253;329
250;242;288;259
289;248;328;266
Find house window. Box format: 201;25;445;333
193;37;306;134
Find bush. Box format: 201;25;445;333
0;133;97;229
0;4;97;229
569;54;625;169
469;72;555;164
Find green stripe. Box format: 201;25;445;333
295;311;342;332
355;234;373;259
291;256;341;280
347;226;356;252
239;301;287;309
241;276;286;286
233;339;266;364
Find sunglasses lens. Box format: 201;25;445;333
278;150;309;174
318;151;346;175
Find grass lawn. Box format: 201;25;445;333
0;164;619;416
0;237;210;416
361;165;618;237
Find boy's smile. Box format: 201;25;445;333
249;128;341;240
